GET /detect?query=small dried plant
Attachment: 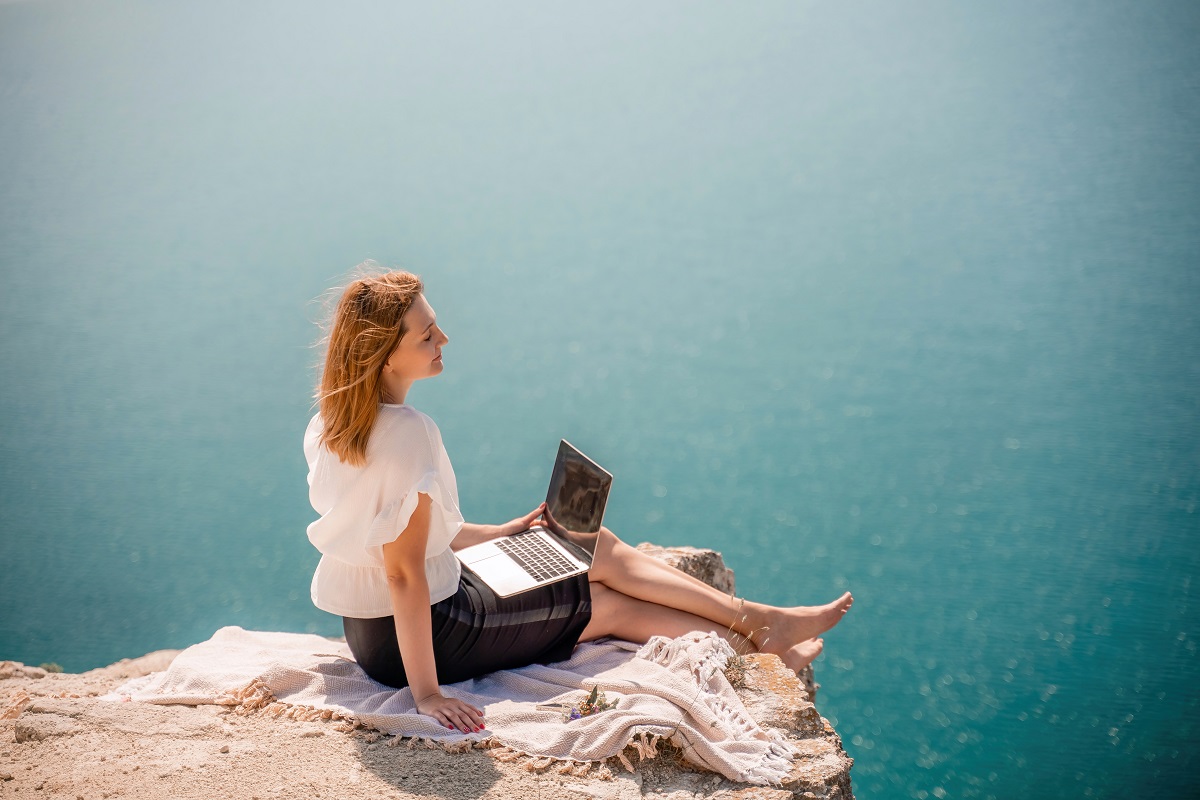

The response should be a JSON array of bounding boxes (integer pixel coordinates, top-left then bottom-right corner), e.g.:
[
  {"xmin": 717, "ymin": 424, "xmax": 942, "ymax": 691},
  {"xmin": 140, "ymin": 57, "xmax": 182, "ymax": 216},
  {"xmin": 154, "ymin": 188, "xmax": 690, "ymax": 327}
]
[
  {"xmin": 537, "ymin": 685, "xmax": 620, "ymax": 722},
  {"xmin": 564, "ymin": 685, "xmax": 619, "ymax": 721},
  {"xmin": 722, "ymin": 652, "xmax": 751, "ymax": 687}
]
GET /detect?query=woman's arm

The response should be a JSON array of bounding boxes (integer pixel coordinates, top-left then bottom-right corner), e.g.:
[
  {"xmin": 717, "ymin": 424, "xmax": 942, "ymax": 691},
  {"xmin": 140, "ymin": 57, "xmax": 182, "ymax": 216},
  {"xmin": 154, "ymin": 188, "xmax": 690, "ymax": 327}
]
[
  {"xmin": 450, "ymin": 522, "xmax": 501, "ymax": 550},
  {"xmin": 450, "ymin": 503, "xmax": 548, "ymax": 550},
  {"xmin": 382, "ymin": 493, "xmax": 484, "ymax": 733}
]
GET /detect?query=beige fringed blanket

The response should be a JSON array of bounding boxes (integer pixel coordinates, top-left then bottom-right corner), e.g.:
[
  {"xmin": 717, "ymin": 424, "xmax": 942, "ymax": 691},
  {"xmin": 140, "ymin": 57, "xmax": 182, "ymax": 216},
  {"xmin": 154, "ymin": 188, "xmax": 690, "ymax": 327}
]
[{"xmin": 107, "ymin": 626, "xmax": 794, "ymax": 784}]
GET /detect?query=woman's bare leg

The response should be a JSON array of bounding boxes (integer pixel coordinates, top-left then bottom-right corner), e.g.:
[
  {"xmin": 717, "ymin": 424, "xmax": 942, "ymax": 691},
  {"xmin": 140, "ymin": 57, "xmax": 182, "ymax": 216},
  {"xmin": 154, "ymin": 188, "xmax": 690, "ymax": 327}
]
[
  {"xmin": 586, "ymin": 527, "xmax": 852, "ymax": 658},
  {"xmin": 581, "ymin": 583, "xmax": 825, "ymax": 671},
  {"xmin": 580, "ymin": 583, "xmax": 756, "ymax": 654}
]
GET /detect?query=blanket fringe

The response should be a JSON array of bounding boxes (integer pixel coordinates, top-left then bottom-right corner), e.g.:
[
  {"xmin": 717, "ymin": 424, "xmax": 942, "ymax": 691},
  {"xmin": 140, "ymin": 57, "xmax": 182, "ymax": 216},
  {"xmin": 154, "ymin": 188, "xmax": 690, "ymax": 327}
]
[
  {"xmin": 483, "ymin": 731, "xmax": 673, "ymax": 780},
  {"xmin": 218, "ymin": 678, "xmax": 275, "ymax": 712},
  {"xmin": 218, "ymin": 679, "xmax": 360, "ymax": 732},
  {"xmin": 637, "ymin": 631, "xmax": 737, "ymax": 687},
  {"xmin": 214, "ymin": 661, "xmax": 790, "ymax": 784},
  {"xmin": 633, "ymin": 730, "xmax": 661, "ymax": 760}
]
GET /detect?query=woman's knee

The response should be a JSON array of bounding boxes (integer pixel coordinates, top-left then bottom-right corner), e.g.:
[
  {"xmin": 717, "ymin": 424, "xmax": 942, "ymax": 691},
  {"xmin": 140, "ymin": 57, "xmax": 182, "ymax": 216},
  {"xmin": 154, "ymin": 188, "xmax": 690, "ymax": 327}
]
[
  {"xmin": 597, "ymin": 526, "xmax": 634, "ymax": 557},
  {"xmin": 588, "ymin": 527, "xmax": 627, "ymax": 581},
  {"xmin": 580, "ymin": 583, "xmax": 633, "ymax": 640}
]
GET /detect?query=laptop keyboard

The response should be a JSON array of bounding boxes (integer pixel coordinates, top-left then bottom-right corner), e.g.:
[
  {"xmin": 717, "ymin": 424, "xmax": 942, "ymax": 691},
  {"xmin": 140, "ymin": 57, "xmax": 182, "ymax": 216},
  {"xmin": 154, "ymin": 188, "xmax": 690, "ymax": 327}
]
[{"xmin": 496, "ymin": 532, "xmax": 580, "ymax": 583}]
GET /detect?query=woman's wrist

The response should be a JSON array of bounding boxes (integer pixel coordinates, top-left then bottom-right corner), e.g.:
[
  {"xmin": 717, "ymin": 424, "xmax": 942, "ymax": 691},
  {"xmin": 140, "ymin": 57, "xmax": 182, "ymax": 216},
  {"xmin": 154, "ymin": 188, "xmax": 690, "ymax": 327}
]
[{"xmin": 452, "ymin": 522, "xmax": 491, "ymax": 550}]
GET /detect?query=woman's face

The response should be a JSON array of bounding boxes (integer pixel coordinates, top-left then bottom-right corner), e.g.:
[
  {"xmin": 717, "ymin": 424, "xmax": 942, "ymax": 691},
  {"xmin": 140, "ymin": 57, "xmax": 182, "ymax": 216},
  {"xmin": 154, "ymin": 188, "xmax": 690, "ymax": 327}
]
[{"xmin": 382, "ymin": 294, "xmax": 449, "ymax": 386}]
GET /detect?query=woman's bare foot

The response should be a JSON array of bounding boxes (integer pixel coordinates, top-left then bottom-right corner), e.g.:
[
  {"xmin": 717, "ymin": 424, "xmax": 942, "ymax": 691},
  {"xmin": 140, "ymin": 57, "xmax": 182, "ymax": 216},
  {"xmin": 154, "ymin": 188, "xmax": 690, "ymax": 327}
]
[
  {"xmin": 781, "ymin": 638, "xmax": 824, "ymax": 671},
  {"xmin": 750, "ymin": 592, "xmax": 853, "ymax": 655}
]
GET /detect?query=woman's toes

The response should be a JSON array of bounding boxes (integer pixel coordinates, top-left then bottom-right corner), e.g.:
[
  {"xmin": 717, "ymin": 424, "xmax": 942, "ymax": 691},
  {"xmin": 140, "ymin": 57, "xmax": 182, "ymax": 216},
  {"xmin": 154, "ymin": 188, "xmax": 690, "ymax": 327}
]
[{"xmin": 783, "ymin": 638, "xmax": 824, "ymax": 672}]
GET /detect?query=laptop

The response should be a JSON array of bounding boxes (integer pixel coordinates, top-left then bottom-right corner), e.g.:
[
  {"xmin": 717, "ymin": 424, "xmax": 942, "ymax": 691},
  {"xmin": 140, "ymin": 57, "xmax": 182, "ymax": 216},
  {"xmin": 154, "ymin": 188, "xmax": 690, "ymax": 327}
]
[{"xmin": 455, "ymin": 440, "xmax": 612, "ymax": 598}]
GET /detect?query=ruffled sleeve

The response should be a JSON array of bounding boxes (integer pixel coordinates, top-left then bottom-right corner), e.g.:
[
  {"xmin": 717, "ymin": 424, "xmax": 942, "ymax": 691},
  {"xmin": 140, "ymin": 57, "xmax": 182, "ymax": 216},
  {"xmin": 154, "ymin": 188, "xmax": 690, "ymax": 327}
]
[
  {"xmin": 374, "ymin": 407, "xmax": 463, "ymax": 547},
  {"xmin": 305, "ymin": 406, "xmax": 465, "ymax": 616}
]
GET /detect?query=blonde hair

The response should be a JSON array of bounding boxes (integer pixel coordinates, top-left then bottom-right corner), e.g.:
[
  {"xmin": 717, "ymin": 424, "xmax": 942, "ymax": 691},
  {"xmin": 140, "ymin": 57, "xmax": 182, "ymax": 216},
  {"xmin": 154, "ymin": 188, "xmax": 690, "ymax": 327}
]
[{"xmin": 315, "ymin": 265, "xmax": 425, "ymax": 466}]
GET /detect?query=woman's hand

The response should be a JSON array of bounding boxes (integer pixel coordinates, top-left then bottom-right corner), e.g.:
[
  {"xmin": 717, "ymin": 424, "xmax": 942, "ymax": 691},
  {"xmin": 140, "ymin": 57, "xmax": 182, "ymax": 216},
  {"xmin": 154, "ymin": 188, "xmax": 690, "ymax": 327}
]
[
  {"xmin": 538, "ymin": 504, "xmax": 602, "ymax": 552},
  {"xmin": 538, "ymin": 503, "xmax": 568, "ymax": 537},
  {"xmin": 415, "ymin": 691, "xmax": 486, "ymax": 733},
  {"xmin": 453, "ymin": 503, "xmax": 549, "ymax": 551},
  {"xmin": 495, "ymin": 502, "xmax": 548, "ymax": 537}
]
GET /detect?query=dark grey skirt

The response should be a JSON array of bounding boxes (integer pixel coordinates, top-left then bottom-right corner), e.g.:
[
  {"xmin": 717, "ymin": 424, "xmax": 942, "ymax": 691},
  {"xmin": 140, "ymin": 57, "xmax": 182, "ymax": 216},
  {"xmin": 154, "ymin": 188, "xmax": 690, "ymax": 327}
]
[{"xmin": 342, "ymin": 568, "xmax": 592, "ymax": 689}]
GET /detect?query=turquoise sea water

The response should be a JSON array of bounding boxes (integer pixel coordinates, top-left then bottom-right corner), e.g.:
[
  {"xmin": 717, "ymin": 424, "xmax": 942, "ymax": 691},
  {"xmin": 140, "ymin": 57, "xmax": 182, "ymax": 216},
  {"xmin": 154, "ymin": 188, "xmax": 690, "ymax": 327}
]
[{"xmin": 2, "ymin": 2, "xmax": 1197, "ymax": 796}]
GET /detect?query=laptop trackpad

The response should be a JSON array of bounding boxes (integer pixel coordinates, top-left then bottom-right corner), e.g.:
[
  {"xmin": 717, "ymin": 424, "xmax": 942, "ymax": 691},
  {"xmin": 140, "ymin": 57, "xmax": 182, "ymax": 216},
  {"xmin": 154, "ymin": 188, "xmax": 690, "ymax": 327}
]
[{"xmin": 463, "ymin": 548, "xmax": 535, "ymax": 596}]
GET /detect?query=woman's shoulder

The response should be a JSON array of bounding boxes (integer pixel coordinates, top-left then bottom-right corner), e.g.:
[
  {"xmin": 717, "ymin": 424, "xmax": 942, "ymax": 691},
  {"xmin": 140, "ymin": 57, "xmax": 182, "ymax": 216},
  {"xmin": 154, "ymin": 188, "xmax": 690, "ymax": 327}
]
[
  {"xmin": 376, "ymin": 403, "xmax": 439, "ymax": 432},
  {"xmin": 371, "ymin": 404, "xmax": 445, "ymax": 457}
]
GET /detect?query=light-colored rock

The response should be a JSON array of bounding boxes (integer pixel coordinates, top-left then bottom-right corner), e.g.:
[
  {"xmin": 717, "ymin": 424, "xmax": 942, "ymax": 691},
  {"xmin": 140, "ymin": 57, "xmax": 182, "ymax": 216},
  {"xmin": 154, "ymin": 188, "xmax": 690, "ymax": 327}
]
[
  {"xmin": 635, "ymin": 544, "xmax": 737, "ymax": 595},
  {"xmin": 717, "ymin": 788, "xmax": 794, "ymax": 800},
  {"xmin": 14, "ymin": 712, "xmax": 79, "ymax": 742},
  {"xmin": 23, "ymin": 697, "xmax": 223, "ymax": 739},
  {"xmin": 736, "ymin": 655, "xmax": 853, "ymax": 799},
  {"xmin": 0, "ymin": 662, "xmax": 48, "ymax": 680},
  {"xmin": 639, "ymin": 545, "xmax": 852, "ymax": 798}
]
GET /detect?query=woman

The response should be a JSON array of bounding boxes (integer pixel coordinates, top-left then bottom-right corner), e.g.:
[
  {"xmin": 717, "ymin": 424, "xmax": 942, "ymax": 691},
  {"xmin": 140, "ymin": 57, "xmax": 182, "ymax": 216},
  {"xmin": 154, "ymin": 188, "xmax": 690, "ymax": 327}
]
[{"xmin": 305, "ymin": 268, "xmax": 853, "ymax": 735}]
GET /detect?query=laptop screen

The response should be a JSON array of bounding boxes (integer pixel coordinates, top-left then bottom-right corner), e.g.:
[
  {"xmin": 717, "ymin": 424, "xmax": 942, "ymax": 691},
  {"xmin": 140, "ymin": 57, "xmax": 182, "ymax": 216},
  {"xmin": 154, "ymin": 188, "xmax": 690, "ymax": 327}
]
[{"xmin": 545, "ymin": 440, "xmax": 612, "ymax": 535}]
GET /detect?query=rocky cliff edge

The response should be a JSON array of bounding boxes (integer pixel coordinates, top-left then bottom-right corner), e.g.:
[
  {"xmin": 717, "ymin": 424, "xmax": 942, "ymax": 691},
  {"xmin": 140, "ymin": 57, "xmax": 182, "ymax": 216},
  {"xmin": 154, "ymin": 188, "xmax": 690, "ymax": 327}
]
[{"xmin": 0, "ymin": 545, "xmax": 853, "ymax": 800}]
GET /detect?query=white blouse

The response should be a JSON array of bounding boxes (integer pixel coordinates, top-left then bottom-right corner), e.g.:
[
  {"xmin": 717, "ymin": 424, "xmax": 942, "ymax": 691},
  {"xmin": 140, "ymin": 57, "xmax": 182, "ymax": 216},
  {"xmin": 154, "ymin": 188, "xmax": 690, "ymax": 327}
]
[{"xmin": 304, "ymin": 404, "xmax": 465, "ymax": 618}]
